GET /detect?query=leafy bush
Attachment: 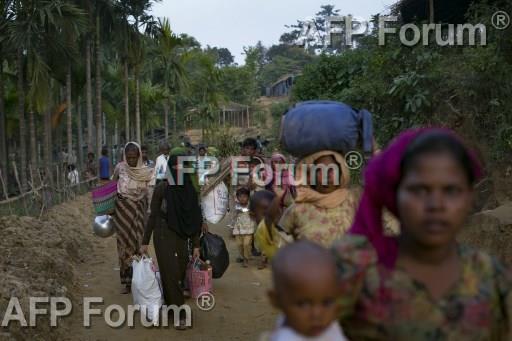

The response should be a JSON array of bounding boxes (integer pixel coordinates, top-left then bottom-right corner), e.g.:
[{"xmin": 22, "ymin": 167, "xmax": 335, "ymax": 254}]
[{"xmin": 292, "ymin": 2, "xmax": 512, "ymax": 162}]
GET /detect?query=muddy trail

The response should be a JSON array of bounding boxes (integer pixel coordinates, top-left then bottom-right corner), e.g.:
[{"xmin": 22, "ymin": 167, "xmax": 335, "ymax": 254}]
[
  {"xmin": 2, "ymin": 187, "xmax": 512, "ymax": 340},
  {"xmin": 0, "ymin": 195, "xmax": 277, "ymax": 341},
  {"xmin": 69, "ymin": 197, "xmax": 277, "ymax": 341}
]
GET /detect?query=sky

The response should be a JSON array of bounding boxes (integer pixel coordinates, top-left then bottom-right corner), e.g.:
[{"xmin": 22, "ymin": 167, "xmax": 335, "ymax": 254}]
[{"xmin": 151, "ymin": 0, "xmax": 394, "ymax": 64}]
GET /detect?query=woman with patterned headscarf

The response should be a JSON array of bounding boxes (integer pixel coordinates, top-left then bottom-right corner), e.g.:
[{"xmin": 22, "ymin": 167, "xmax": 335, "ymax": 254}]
[
  {"xmin": 278, "ymin": 151, "xmax": 360, "ymax": 248},
  {"xmin": 333, "ymin": 129, "xmax": 512, "ymax": 340},
  {"xmin": 111, "ymin": 142, "xmax": 154, "ymax": 294}
]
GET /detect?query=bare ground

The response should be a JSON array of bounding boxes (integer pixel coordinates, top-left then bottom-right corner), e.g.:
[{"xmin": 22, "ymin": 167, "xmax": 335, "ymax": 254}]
[{"xmin": 68, "ymin": 197, "xmax": 277, "ymax": 341}]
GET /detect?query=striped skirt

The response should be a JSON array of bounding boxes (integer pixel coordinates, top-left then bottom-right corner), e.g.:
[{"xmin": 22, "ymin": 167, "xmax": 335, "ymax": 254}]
[{"xmin": 112, "ymin": 194, "xmax": 148, "ymax": 286}]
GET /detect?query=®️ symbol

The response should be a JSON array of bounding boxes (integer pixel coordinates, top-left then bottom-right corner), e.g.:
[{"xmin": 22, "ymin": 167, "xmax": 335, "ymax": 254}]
[
  {"xmin": 492, "ymin": 11, "xmax": 510, "ymax": 30},
  {"xmin": 196, "ymin": 292, "xmax": 215, "ymax": 312},
  {"xmin": 345, "ymin": 151, "xmax": 364, "ymax": 170}
]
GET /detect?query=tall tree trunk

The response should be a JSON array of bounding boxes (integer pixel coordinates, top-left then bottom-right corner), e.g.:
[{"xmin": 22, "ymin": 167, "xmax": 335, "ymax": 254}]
[
  {"xmin": 429, "ymin": 0, "xmax": 435, "ymax": 23},
  {"xmin": 77, "ymin": 96, "xmax": 83, "ymax": 169},
  {"xmin": 95, "ymin": 14, "xmax": 103, "ymax": 159},
  {"xmin": 173, "ymin": 100, "xmax": 177, "ymax": 136},
  {"xmin": 114, "ymin": 120, "xmax": 118, "ymax": 147},
  {"xmin": 66, "ymin": 67, "xmax": 73, "ymax": 163},
  {"xmin": 86, "ymin": 37, "xmax": 94, "ymax": 154},
  {"xmin": 0, "ymin": 58, "xmax": 7, "ymax": 187},
  {"xmin": 164, "ymin": 100, "xmax": 169, "ymax": 140},
  {"xmin": 135, "ymin": 76, "xmax": 141, "ymax": 143},
  {"xmin": 102, "ymin": 112, "xmax": 106, "ymax": 147},
  {"xmin": 28, "ymin": 110, "xmax": 36, "ymax": 168},
  {"xmin": 124, "ymin": 60, "xmax": 129, "ymax": 142},
  {"xmin": 17, "ymin": 48, "xmax": 27, "ymax": 190},
  {"xmin": 44, "ymin": 106, "xmax": 52, "ymax": 171}
]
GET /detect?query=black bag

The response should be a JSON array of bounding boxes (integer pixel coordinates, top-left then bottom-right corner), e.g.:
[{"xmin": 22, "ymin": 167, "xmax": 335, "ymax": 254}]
[{"xmin": 200, "ymin": 232, "xmax": 230, "ymax": 279}]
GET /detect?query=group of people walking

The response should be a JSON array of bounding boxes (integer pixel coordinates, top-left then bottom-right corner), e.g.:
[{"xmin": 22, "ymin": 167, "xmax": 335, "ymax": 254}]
[
  {"xmin": 258, "ymin": 128, "xmax": 512, "ymax": 340},
  {"xmin": 100, "ymin": 140, "xmax": 202, "ymax": 330},
  {"xmin": 98, "ymin": 123, "xmax": 512, "ymax": 339}
]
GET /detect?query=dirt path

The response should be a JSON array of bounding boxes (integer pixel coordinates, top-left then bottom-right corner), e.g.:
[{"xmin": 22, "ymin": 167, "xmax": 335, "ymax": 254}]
[{"xmin": 70, "ymin": 211, "xmax": 277, "ymax": 340}]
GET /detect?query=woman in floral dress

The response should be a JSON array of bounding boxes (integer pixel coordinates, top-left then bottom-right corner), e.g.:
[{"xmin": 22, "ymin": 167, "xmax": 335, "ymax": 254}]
[
  {"xmin": 278, "ymin": 150, "xmax": 361, "ymax": 248},
  {"xmin": 333, "ymin": 128, "xmax": 512, "ymax": 340}
]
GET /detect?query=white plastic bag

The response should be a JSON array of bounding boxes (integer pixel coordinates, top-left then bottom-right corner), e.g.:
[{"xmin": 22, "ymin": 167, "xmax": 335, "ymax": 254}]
[
  {"xmin": 201, "ymin": 182, "xmax": 229, "ymax": 224},
  {"xmin": 131, "ymin": 256, "xmax": 163, "ymax": 324}
]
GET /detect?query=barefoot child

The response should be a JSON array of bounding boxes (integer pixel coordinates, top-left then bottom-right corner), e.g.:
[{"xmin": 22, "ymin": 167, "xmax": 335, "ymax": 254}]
[
  {"xmin": 261, "ymin": 240, "xmax": 348, "ymax": 340},
  {"xmin": 232, "ymin": 187, "xmax": 256, "ymax": 267},
  {"xmin": 249, "ymin": 190, "xmax": 276, "ymax": 269}
]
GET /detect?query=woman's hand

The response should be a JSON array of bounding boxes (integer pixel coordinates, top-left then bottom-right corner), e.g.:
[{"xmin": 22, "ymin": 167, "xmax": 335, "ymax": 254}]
[
  {"xmin": 139, "ymin": 245, "xmax": 149, "ymax": 255},
  {"xmin": 202, "ymin": 222, "xmax": 209, "ymax": 234},
  {"xmin": 266, "ymin": 195, "xmax": 282, "ymax": 226},
  {"xmin": 193, "ymin": 247, "xmax": 201, "ymax": 259}
]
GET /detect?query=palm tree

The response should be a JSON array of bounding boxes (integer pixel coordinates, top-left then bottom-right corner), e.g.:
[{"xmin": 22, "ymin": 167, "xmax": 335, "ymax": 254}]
[
  {"xmin": 9, "ymin": 0, "xmax": 86, "ymax": 187},
  {"xmin": 112, "ymin": 10, "xmax": 135, "ymax": 142},
  {"xmin": 119, "ymin": 0, "xmax": 160, "ymax": 143},
  {"xmin": 77, "ymin": 0, "xmax": 95, "ymax": 154},
  {"xmin": 15, "ymin": 46, "xmax": 26, "ymax": 188},
  {"xmin": 192, "ymin": 53, "xmax": 223, "ymax": 138},
  {"xmin": 85, "ymin": 0, "xmax": 114, "ymax": 160},
  {"xmin": 0, "ymin": 0, "xmax": 15, "ymax": 186},
  {"xmin": 95, "ymin": 13, "xmax": 103, "ymax": 158},
  {"xmin": 0, "ymin": 58, "xmax": 6, "ymax": 184},
  {"xmin": 152, "ymin": 18, "xmax": 188, "ymax": 139},
  {"xmin": 85, "ymin": 36, "xmax": 93, "ymax": 153}
]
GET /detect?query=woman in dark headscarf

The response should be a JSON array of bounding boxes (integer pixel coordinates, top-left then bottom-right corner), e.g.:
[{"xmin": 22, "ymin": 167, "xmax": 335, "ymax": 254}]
[{"xmin": 140, "ymin": 152, "xmax": 202, "ymax": 330}]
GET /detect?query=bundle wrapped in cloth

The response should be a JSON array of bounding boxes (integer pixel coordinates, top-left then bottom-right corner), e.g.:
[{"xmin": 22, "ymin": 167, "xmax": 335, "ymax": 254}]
[{"xmin": 279, "ymin": 100, "xmax": 374, "ymax": 158}]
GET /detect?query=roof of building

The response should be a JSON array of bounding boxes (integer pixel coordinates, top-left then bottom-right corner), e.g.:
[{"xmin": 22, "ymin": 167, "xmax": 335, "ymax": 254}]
[{"xmin": 270, "ymin": 73, "xmax": 299, "ymax": 88}]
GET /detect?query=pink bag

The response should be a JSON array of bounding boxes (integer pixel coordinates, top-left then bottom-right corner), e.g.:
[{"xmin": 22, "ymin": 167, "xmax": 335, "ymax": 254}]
[
  {"xmin": 186, "ymin": 258, "xmax": 213, "ymax": 299},
  {"xmin": 91, "ymin": 181, "xmax": 118, "ymax": 215}
]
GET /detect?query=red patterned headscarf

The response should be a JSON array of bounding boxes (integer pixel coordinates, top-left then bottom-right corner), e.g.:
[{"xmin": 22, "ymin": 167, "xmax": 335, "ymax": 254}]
[{"xmin": 349, "ymin": 128, "xmax": 484, "ymax": 268}]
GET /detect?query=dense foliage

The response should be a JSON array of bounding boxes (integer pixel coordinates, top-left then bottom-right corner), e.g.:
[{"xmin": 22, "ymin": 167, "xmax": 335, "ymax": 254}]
[
  {"xmin": 0, "ymin": 0, "xmax": 264, "ymax": 192},
  {"xmin": 292, "ymin": 3, "xmax": 512, "ymax": 162}
]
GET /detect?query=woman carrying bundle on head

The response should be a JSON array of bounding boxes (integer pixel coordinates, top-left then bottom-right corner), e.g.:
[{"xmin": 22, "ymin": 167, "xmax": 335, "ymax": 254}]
[
  {"xmin": 333, "ymin": 128, "xmax": 512, "ymax": 340},
  {"xmin": 278, "ymin": 150, "xmax": 361, "ymax": 248},
  {"xmin": 111, "ymin": 142, "xmax": 154, "ymax": 294}
]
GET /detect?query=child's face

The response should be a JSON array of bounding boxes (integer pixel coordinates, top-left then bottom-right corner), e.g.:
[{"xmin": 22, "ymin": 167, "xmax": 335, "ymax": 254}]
[
  {"xmin": 270, "ymin": 264, "xmax": 340, "ymax": 337},
  {"xmin": 313, "ymin": 155, "xmax": 340, "ymax": 194},
  {"xmin": 237, "ymin": 193, "xmax": 249, "ymax": 206},
  {"xmin": 243, "ymin": 145, "xmax": 256, "ymax": 157},
  {"xmin": 252, "ymin": 199, "xmax": 271, "ymax": 224},
  {"xmin": 271, "ymin": 158, "xmax": 285, "ymax": 171},
  {"xmin": 397, "ymin": 152, "xmax": 473, "ymax": 249}
]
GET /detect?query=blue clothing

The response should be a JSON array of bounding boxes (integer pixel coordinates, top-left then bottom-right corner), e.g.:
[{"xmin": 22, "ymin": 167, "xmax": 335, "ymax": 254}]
[{"xmin": 99, "ymin": 156, "xmax": 110, "ymax": 179}]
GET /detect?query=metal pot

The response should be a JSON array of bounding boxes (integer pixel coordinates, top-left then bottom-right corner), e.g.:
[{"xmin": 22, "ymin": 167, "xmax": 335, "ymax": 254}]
[{"xmin": 93, "ymin": 215, "xmax": 115, "ymax": 238}]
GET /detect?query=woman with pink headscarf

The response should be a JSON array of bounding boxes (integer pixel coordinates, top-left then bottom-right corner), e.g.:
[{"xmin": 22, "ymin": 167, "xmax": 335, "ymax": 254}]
[
  {"xmin": 265, "ymin": 153, "xmax": 296, "ymax": 206},
  {"xmin": 332, "ymin": 129, "xmax": 512, "ymax": 340}
]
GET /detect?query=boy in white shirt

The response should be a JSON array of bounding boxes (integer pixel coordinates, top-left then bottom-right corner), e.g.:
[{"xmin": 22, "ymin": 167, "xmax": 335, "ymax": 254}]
[
  {"xmin": 154, "ymin": 141, "xmax": 170, "ymax": 184},
  {"xmin": 262, "ymin": 241, "xmax": 348, "ymax": 341}
]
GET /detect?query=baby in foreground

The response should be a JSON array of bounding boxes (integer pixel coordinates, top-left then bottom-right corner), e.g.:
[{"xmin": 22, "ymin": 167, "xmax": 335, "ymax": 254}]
[{"xmin": 262, "ymin": 240, "xmax": 347, "ymax": 341}]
